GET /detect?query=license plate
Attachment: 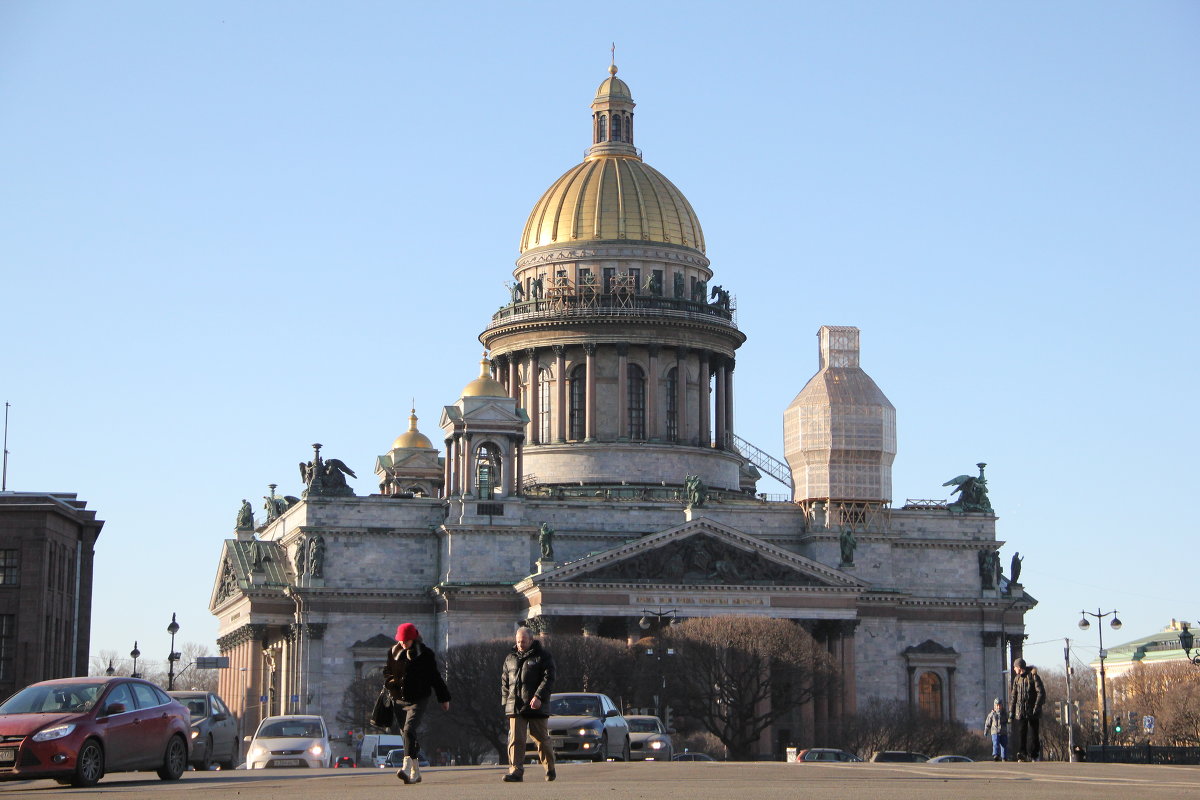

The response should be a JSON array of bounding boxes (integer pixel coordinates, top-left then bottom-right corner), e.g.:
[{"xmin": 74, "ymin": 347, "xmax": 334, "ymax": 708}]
[
  {"xmin": 272, "ymin": 759, "xmax": 301, "ymax": 767},
  {"xmin": 550, "ymin": 737, "xmax": 565, "ymax": 749},
  {"xmin": 0, "ymin": 749, "xmax": 14, "ymax": 764}
]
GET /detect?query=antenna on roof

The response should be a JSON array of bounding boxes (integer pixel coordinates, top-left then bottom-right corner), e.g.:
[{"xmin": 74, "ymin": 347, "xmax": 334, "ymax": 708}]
[{"xmin": 2, "ymin": 402, "xmax": 10, "ymax": 491}]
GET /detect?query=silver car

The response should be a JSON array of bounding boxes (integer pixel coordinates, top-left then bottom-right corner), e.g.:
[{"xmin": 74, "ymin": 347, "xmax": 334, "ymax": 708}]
[
  {"xmin": 168, "ymin": 690, "xmax": 239, "ymax": 770},
  {"xmin": 539, "ymin": 692, "xmax": 630, "ymax": 762},
  {"xmin": 625, "ymin": 715, "xmax": 673, "ymax": 761}
]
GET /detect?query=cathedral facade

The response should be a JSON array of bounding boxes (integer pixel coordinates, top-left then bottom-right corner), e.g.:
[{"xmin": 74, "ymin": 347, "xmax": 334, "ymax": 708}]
[{"xmin": 209, "ymin": 65, "xmax": 1033, "ymax": 756}]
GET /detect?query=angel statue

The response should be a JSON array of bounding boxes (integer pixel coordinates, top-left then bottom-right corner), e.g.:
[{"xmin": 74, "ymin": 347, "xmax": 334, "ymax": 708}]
[
  {"xmin": 943, "ymin": 462, "xmax": 992, "ymax": 513},
  {"xmin": 300, "ymin": 443, "xmax": 357, "ymax": 498}
]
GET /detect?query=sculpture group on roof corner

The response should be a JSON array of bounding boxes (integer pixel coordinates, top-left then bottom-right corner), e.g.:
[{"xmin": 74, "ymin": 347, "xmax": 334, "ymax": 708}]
[
  {"xmin": 943, "ymin": 462, "xmax": 992, "ymax": 514},
  {"xmin": 300, "ymin": 443, "xmax": 357, "ymax": 498}
]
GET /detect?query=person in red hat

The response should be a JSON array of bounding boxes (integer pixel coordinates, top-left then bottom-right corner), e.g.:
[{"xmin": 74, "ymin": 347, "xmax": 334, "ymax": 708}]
[{"xmin": 383, "ymin": 622, "xmax": 451, "ymax": 784}]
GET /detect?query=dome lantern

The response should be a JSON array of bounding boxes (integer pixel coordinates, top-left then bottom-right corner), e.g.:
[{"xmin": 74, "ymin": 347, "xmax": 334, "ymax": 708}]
[{"xmin": 587, "ymin": 60, "xmax": 638, "ymax": 160}]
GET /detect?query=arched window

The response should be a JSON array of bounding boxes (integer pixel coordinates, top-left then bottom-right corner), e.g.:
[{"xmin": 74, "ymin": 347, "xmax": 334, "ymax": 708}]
[
  {"xmin": 569, "ymin": 365, "xmax": 586, "ymax": 441},
  {"xmin": 612, "ymin": 114, "xmax": 622, "ymax": 142},
  {"xmin": 597, "ymin": 114, "xmax": 607, "ymax": 142},
  {"xmin": 539, "ymin": 367, "xmax": 552, "ymax": 443},
  {"xmin": 918, "ymin": 672, "xmax": 943, "ymax": 719},
  {"xmin": 627, "ymin": 364, "xmax": 645, "ymax": 440},
  {"xmin": 665, "ymin": 367, "xmax": 678, "ymax": 441},
  {"xmin": 474, "ymin": 442, "xmax": 501, "ymax": 498}
]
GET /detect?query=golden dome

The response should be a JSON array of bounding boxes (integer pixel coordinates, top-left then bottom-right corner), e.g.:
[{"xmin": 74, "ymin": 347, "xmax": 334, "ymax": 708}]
[
  {"xmin": 391, "ymin": 408, "xmax": 433, "ymax": 450},
  {"xmin": 519, "ymin": 65, "xmax": 705, "ymax": 255},
  {"xmin": 461, "ymin": 354, "xmax": 509, "ymax": 398}
]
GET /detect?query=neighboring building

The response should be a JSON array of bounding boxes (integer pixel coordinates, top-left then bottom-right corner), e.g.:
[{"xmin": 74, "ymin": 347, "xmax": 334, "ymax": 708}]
[
  {"xmin": 0, "ymin": 492, "xmax": 104, "ymax": 697},
  {"xmin": 1091, "ymin": 619, "xmax": 1199, "ymax": 680},
  {"xmin": 209, "ymin": 64, "xmax": 1035, "ymax": 756}
]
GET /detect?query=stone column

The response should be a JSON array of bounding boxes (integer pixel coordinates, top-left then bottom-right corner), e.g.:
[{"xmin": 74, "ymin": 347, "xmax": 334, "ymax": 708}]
[
  {"xmin": 714, "ymin": 358, "xmax": 726, "ymax": 450},
  {"xmin": 584, "ymin": 344, "xmax": 597, "ymax": 442},
  {"xmin": 527, "ymin": 348, "xmax": 540, "ymax": 445},
  {"xmin": 839, "ymin": 620, "xmax": 858, "ymax": 716},
  {"xmin": 725, "ymin": 356, "xmax": 736, "ymax": 443},
  {"xmin": 464, "ymin": 435, "xmax": 476, "ymax": 498},
  {"xmin": 675, "ymin": 347, "xmax": 689, "ymax": 444},
  {"xmin": 617, "ymin": 344, "xmax": 629, "ymax": 440},
  {"xmin": 443, "ymin": 439, "xmax": 454, "ymax": 497},
  {"xmin": 509, "ymin": 354, "xmax": 520, "ymax": 403},
  {"xmin": 647, "ymin": 344, "xmax": 660, "ymax": 441},
  {"xmin": 554, "ymin": 345, "xmax": 567, "ymax": 443},
  {"xmin": 514, "ymin": 440, "xmax": 523, "ymax": 496},
  {"xmin": 701, "ymin": 353, "xmax": 713, "ymax": 449},
  {"xmin": 495, "ymin": 354, "xmax": 509, "ymax": 395}
]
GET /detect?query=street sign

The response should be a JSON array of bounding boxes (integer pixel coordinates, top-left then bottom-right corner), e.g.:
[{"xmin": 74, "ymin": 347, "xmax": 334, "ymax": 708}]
[
  {"xmin": 291, "ymin": 694, "xmax": 300, "ymax": 704},
  {"xmin": 1144, "ymin": 715, "xmax": 1155, "ymax": 733},
  {"xmin": 195, "ymin": 656, "xmax": 230, "ymax": 669}
]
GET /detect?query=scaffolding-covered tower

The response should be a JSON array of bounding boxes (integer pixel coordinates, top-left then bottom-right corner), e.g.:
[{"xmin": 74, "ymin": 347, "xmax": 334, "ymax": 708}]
[{"xmin": 784, "ymin": 326, "xmax": 896, "ymax": 529}]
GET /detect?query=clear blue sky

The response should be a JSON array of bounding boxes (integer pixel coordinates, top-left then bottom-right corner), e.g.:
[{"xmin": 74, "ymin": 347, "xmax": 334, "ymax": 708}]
[{"xmin": 3, "ymin": 1, "xmax": 1196, "ymax": 681}]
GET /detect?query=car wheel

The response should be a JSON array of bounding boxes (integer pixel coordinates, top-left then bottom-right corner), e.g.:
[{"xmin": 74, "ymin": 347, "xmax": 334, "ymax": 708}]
[
  {"xmin": 195, "ymin": 735, "xmax": 213, "ymax": 771},
  {"xmin": 72, "ymin": 739, "xmax": 104, "ymax": 787},
  {"xmin": 594, "ymin": 734, "xmax": 608, "ymax": 763},
  {"xmin": 621, "ymin": 737, "xmax": 631, "ymax": 762},
  {"xmin": 157, "ymin": 734, "xmax": 188, "ymax": 781}
]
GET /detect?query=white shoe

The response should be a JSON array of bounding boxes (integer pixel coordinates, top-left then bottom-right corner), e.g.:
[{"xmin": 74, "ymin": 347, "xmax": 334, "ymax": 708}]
[
  {"xmin": 409, "ymin": 757, "xmax": 422, "ymax": 783},
  {"xmin": 397, "ymin": 756, "xmax": 413, "ymax": 784}
]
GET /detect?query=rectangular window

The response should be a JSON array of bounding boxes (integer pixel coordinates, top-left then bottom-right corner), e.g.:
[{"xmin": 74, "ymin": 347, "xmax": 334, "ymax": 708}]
[
  {"xmin": 603, "ymin": 267, "xmax": 615, "ymax": 293},
  {"xmin": 0, "ymin": 615, "xmax": 13, "ymax": 681},
  {"xmin": 0, "ymin": 550, "xmax": 17, "ymax": 585},
  {"xmin": 628, "ymin": 268, "xmax": 641, "ymax": 294}
]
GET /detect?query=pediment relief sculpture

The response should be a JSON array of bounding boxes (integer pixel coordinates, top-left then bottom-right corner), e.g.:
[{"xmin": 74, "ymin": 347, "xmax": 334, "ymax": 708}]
[{"xmin": 577, "ymin": 534, "xmax": 824, "ymax": 586}]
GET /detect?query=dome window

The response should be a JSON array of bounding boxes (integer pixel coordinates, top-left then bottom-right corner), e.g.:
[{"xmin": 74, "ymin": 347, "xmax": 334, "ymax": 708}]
[
  {"xmin": 597, "ymin": 114, "xmax": 607, "ymax": 142},
  {"xmin": 628, "ymin": 364, "xmax": 646, "ymax": 440},
  {"xmin": 569, "ymin": 365, "xmax": 587, "ymax": 441},
  {"xmin": 665, "ymin": 367, "xmax": 679, "ymax": 441},
  {"xmin": 611, "ymin": 114, "xmax": 622, "ymax": 142}
]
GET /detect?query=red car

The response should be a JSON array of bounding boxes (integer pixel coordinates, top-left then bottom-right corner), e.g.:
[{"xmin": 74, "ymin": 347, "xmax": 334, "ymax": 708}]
[{"xmin": 0, "ymin": 676, "xmax": 191, "ymax": 787}]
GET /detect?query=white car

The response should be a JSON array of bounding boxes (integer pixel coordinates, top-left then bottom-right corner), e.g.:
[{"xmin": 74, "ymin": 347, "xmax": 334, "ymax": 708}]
[
  {"xmin": 244, "ymin": 715, "xmax": 331, "ymax": 769},
  {"xmin": 626, "ymin": 715, "xmax": 674, "ymax": 761}
]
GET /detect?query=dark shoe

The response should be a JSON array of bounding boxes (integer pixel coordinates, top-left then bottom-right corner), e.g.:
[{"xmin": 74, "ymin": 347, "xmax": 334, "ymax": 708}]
[
  {"xmin": 993, "ymin": 755, "xmax": 1001, "ymax": 762},
  {"xmin": 396, "ymin": 768, "xmax": 411, "ymax": 784},
  {"xmin": 546, "ymin": 768, "xmax": 556, "ymax": 782},
  {"xmin": 503, "ymin": 772, "xmax": 523, "ymax": 782}
]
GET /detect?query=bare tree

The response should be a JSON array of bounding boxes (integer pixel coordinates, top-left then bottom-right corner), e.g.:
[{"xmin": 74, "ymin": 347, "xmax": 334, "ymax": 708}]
[
  {"xmin": 658, "ymin": 617, "xmax": 839, "ymax": 760},
  {"xmin": 840, "ymin": 697, "xmax": 987, "ymax": 759},
  {"xmin": 336, "ymin": 674, "xmax": 384, "ymax": 739},
  {"xmin": 1110, "ymin": 662, "xmax": 1200, "ymax": 745},
  {"xmin": 430, "ymin": 638, "xmax": 513, "ymax": 763},
  {"xmin": 545, "ymin": 633, "xmax": 638, "ymax": 707}
]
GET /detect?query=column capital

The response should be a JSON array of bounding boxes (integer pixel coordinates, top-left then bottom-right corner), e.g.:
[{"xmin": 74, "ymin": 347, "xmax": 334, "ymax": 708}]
[
  {"xmin": 584, "ymin": 343, "xmax": 597, "ymax": 356},
  {"xmin": 525, "ymin": 347, "xmax": 537, "ymax": 359},
  {"xmin": 552, "ymin": 344, "xmax": 565, "ymax": 358},
  {"xmin": 648, "ymin": 344, "xmax": 660, "ymax": 358}
]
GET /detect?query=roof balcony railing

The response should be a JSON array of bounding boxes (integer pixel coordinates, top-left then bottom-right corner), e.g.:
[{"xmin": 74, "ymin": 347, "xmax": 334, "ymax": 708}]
[{"xmin": 487, "ymin": 292, "xmax": 737, "ymax": 330}]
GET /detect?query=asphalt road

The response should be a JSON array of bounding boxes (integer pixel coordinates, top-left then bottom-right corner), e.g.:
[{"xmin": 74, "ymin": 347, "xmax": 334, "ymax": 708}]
[{"xmin": 4, "ymin": 761, "xmax": 1199, "ymax": 799}]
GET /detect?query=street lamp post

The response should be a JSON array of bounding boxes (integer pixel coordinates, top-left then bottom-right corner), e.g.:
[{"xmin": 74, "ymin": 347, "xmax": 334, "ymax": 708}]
[
  {"xmin": 1177, "ymin": 622, "xmax": 1200, "ymax": 666},
  {"xmin": 639, "ymin": 608, "xmax": 679, "ymax": 722},
  {"xmin": 166, "ymin": 613, "xmax": 181, "ymax": 690},
  {"xmin": 105, "ymin": 659, "xmax": 115, "ymax": 677},
  {"xmin": 130, "ymin": 641, "xmax": 141, "ymax": 679},
  {"xmin": 1078, "ymin": 608, "xmax": 1122, "ymax": 751}
]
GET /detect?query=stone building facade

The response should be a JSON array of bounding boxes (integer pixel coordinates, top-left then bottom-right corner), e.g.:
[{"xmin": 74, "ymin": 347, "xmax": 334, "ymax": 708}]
[{"xmin": 209, "ymin": 64, "xmax": 1034, "ymax": 756}]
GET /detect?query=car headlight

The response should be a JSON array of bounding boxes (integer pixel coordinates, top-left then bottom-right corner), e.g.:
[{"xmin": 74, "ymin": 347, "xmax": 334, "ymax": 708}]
[
  {"xmin": 309, "ymin": 743, "xmax": 324, "ymax": 756},
  {"xmin": 576, "ymin": 727, "xmax": 602, "ymax": 738},
  {"xmin": 249, "ymin": 745, "xmax": 266, "ymax": 759},
  {"xmin": 32, "ymin": 724, "xmax": 76, "ymax": 742},
  {"xmin": 191, "ymin": 730, "xmax": 200, "ymax": 739},
  {"xmin": 649, "ymin": 740, "xmax": 667, "ymax": 750}
]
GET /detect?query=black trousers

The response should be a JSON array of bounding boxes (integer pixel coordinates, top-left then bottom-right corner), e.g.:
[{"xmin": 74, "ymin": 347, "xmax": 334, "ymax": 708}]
[
  {"xmin": 390, "ymin": 698, "xmax": 428, "ymax": 760},
  {"xmin": 1014, "ymin": 716, "xmax": 1041, "ymax": 760}
]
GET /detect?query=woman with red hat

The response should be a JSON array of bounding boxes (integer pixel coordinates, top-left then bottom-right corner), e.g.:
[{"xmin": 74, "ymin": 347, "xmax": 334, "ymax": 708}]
[{"xmin": 383, "ymin": 622, "xmax": 451, "ymax": 784}]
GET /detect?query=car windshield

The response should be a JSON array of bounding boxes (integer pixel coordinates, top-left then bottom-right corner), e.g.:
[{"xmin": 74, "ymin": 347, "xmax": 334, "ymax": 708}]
[
  {"xmin": 548, "ymin": 696, "xmax": 601, "ymax": 717},
  {"xmin": 0, "ymin": 682, "xmax": 105, "ymax": 714},
  {"xmin": 257, "ymin": 720, "xmax": 323, "ymax": 738},
  {"xmin": 181, "ymin": 698, "xmax": 208, "ymax": 718},
  {"xmin": 627, "ymin": 718, "xmax": 661, "ymax": 733}
]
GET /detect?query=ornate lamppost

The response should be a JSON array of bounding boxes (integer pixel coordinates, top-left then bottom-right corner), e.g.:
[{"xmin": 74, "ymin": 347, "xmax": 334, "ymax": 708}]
[
  {"xmin": 130, "ymin": 641, "xmax": 141, "ymax": 679},
  {"xmin": 1177, "ymin": 622, "xmax": 1200, "ymax": 666},
  {"xmin": 1078, "ymin": 608, "xmax": 1122, "ymax": 750},
  {"xmin": 639, "ymin": 608, "xmax": 679, "ymax": 722},
  {"xmin": 105, "ymin": 659, "xmax": 115, "ymax": 677},
  {"xmin": 166, "ymin": 613, "xmax": 181, "ymax": 690}
]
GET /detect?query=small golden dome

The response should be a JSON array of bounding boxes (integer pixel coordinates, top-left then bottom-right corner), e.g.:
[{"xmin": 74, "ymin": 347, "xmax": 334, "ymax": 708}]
[
  {"xmin": 392, "ymin": 408, "xmax": 433, "ymax": 450},
  {"xmin": 595, "ymin": 74, "xmax": 631, "ymax": 100},
  {"xmin": 461, "ymin": 354, "xmax": 509, "ymax": 398}
]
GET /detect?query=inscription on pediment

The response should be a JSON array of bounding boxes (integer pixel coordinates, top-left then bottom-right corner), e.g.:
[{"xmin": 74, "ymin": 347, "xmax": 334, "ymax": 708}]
[{"xmin": 579, "ymin": 535, "xmax": 823, "ymax": 586}]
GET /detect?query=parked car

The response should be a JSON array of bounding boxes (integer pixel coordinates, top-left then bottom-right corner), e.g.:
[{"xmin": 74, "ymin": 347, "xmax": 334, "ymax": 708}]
[
  {"xmin": 794, "ymin": 747, "xmax": 863, "ymax": 762},
  {"xmin": 928, "ymin": 754, "xmax": 974, "ymax": 763},
  {"xmin": 359, "ymin": 733, "xmax": 405, "ymax": 768},
  {"xmin": 870, "ymin": 750, "xmax": 930, "ymax": 762},
  {"xmin": 625, "ymin": 715, "xmax": 674, "ymax": 761},
  {"xmin": 167, "ymin": 690, "xmax": 238, "ymax": 770},
  {"xmin": 244, "ymin": 715, "xmax": 331, "ymax": 769},
  {"xmin": 0, "ymin": 676, "xmax": 190, "ymax": 787},
  {"xmin": 537, "ymin": 692, "xmax": 630, "ymax": 762},
  {"xmin": 672, "ymin": 752, "xmax": 716, "ymax": 762},
  {"xmin": 383, "ymin": 748, "xmax": 406, "ymax": 769},
  {"xmin": 335, "ymin": 755, "xmax": 357, "ymax": 768}
]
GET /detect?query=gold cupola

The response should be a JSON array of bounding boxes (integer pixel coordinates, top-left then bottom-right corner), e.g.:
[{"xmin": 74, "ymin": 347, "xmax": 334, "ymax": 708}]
[
  {"xmin": 391, "ymin": 408, "xmax": 433, "ymax": 450},
  {"xmin": 519, "ymin": 63, "xmax": 705, "ymax": 254},
  {"xmin": 460, "ymin": 354, "xmax": 509, "ymax": 398}
]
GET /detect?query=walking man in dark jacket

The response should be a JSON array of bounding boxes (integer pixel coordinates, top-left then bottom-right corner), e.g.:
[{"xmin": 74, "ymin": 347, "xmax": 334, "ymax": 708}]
[
  {"xmin": 1009, "ymin": 657, "xmax": 1045, "ymax": 761},
  {"xmin": 384, "ymin": 622, "xmax": 451, "ymax": 783},
  {"xmin": 500, "ymin": 626, "xmax": 556, "ymax": 782}
]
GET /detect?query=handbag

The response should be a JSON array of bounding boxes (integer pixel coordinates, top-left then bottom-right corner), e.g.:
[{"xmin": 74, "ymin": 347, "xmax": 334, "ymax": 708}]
[{"xmin": 370, "ymin": 688, "xmax": 394, "ymax": 728}]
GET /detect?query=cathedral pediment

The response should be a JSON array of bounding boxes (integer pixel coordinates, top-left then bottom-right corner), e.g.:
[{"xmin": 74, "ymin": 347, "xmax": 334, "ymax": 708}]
[
  {"xmin": 209, "ymin": 538, "xmax": 293, "ymax": 609},
  {"xmin": 532, "ymin": 518, "xmax": 862, "ymax": 589}
]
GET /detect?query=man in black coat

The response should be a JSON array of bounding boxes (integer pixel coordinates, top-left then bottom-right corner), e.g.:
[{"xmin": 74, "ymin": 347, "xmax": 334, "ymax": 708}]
[
  {"xmin": 500, "ymin": 626, "xmax": 556, "ymax": 782},
  {"xmin": 384, "ymin": 622, "xmax": 451, "ymax": 783},
  {"xmin": 1009, "ymin": 657, "xmax": 1045, "ymax": 762}
]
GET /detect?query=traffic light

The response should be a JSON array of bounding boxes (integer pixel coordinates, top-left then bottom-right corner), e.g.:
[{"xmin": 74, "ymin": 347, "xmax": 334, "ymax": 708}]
[
  {"xmin": 1092, "ymin": 710, "xmax": 1100, "ymax": 731},
  {"xmin": 1053, "ymin": 701, "xmax": 1062, "ymax": 725},
  {"xmin": 1114, "ymin": 715, "xmax": 1123, "ymax": 734}
]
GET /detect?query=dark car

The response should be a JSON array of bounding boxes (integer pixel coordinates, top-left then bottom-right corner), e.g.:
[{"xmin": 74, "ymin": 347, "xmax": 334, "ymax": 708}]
[
  {"xmin": 0, "ymin": 676, "xmax": 190, "ymax": 787},
  {"xmin": 335, "ymin": 755, "xmax": 357, "ymax": 768},
  {"xmin": 538, "ymin": 692, "xmax": 630, "ymax": 762},
  {"xmin": 167, "ymin": 690, "xmax": 238, "ymax": 770},
  {"xmin": 383, "ymin": 748, "xmax": 406, "ymax": 769},
  {"xmin": 870, "ymin": 750, "xmax": 930, "ymax": 762},
  {"xmin": 672, "ymin": 752, "xmax": 716, "ymax": 762},
  {"xmin": 795, "ymin": 747, "xmax": 863, "ymax": 762}
]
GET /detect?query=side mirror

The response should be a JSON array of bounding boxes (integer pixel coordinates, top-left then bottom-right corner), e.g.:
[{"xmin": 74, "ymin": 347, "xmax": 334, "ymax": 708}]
[
  {"xmin": 605, "ymin": 709, "xmax": 619, "ymax": 718},
  {"xmin": 243, "ymin": 735, "xmax": 252, "ymax": 743},
  {"xmin": 212, "ymin": 713, "xmax": 228, "ymax": 722},
  {"xmin": 103, "ymin": 702, "xmax": 126, "ymax": 716}
]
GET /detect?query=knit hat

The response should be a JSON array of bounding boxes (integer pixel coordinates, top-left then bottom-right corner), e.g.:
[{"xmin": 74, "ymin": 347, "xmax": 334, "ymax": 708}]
[
  {"xmin": 1014, "ymin": 658, "xmax": 1027, "ymax": 668},
  {"xmin": 396, "ymin": 623, "xmax": 420, "ymax": 642},
  {"xmin": 993, "ymin": 698, "xmax": 1002, "ymax": 705}
]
